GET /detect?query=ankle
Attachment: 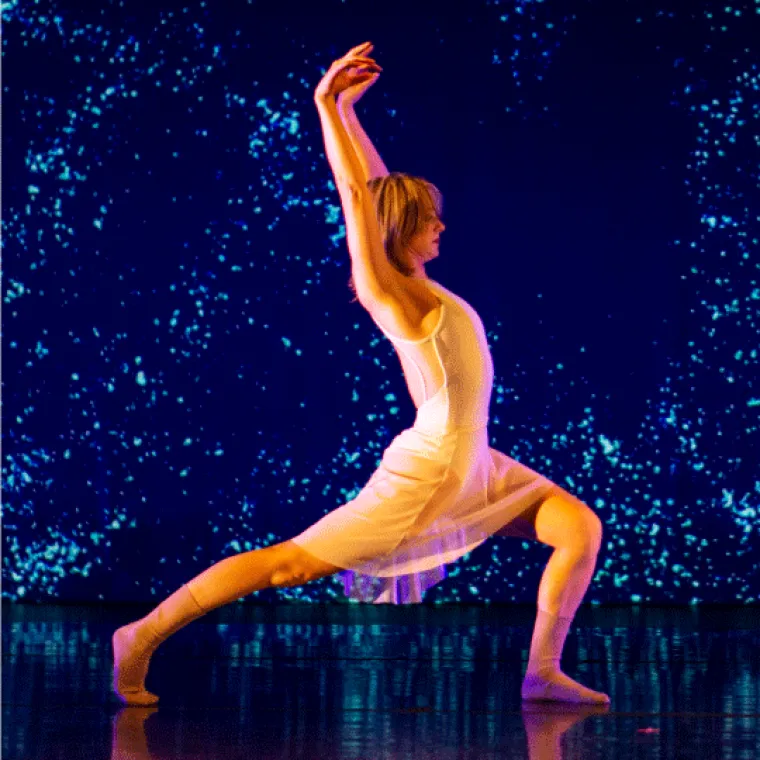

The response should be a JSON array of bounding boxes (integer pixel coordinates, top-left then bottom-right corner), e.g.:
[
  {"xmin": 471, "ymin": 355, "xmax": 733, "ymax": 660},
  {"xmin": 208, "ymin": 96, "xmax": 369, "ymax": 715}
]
[
  {"xmin": 526, "ymin": 658, "xmax": 561, "ymax": 677},
  {"xmin": 119, "ymin": 616, "xmax": 160, "ymax": 652}
]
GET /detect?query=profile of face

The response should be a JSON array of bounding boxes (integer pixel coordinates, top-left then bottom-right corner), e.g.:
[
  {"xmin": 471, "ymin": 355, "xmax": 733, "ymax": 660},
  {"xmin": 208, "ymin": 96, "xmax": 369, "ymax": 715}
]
[{"xmin": 407, "ymin": 196, "xmax": 445, "ymax": 265}]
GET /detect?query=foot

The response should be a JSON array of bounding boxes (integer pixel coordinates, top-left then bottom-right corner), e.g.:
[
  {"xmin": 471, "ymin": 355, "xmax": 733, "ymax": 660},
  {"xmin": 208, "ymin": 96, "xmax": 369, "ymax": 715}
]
[
  {"xmin": 521, "ymin": 668, "xmax": 610, "ymax": 705},
  {"xmin": 112, "ymin": 621, "xmax": 160, "ymax": 706}
]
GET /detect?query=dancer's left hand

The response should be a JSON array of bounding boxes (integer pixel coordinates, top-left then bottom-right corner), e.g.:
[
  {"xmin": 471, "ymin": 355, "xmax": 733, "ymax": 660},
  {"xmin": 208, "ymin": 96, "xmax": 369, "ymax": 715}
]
[
  {"xmin": 314, "ymin": 42, "xmax": 382, "ymax": 103},
  {"xmin": 338, "ymin": 43, "xmax": 381, "ymax": 108}
]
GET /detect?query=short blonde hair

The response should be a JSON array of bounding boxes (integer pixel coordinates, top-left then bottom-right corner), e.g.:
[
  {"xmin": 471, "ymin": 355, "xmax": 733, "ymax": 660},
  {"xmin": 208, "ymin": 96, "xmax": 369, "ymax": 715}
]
[{"xmin": 347, "ymin": 172, "xmax": 443, "ymax": 301}]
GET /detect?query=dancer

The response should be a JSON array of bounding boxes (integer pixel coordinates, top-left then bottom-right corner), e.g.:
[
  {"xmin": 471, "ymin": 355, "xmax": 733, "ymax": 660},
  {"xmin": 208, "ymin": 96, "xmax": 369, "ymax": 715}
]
[{"xmin": 113, "ymin": 42, "xmax": 609, "ymax": 707}]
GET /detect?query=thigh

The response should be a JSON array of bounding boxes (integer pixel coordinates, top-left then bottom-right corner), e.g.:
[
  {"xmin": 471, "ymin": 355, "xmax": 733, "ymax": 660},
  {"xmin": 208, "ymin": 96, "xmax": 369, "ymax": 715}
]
[
  {"xmin": 496, "ymin": 479, "xmax": 565, "ymax": 542},
  {"xmin": 499, "ymin": 484, "xmax": 599, "ymax": 548},
  {"xmin": 531, "ymin": 486, "xmax": 602, "ymax": 551}
]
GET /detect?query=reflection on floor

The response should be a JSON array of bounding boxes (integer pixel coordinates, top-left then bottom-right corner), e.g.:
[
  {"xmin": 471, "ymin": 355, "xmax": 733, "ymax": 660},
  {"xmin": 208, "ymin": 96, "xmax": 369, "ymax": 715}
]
[{"xmin": 3, "ymin": 603, "xmax": 759, "ymax": 759}]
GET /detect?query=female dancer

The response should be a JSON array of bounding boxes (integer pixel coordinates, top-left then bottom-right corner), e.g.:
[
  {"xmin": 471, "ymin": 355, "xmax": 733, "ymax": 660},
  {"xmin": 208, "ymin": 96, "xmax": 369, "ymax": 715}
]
[{"xmin": 113, "ymin": 42, "xmax": 609, "ymax": 707}]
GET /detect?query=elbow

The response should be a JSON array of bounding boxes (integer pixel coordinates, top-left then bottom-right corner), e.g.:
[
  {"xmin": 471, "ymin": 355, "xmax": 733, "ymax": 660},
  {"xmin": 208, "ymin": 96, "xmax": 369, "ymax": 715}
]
[
  {"xmin": 338, "ymin": 180, "xmax": 368, "ymax": 204},
  {"xmin": 345, "ymin": 178, "xmax": 366, "ymax": 195}
]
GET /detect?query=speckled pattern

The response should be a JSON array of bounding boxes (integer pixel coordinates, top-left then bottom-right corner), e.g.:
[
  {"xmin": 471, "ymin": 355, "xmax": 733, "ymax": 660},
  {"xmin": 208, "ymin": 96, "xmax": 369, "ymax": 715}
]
[{"xmin": 2, "ymin": 0, "xmax": 758, "ymax": 606}]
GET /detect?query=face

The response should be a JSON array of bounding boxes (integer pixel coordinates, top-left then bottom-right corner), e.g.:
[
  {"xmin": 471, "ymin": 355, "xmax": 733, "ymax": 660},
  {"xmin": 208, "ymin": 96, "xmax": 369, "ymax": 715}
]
[{"xmin": 408, "ymin": 198, "xmax": 446, "ymax": 264}]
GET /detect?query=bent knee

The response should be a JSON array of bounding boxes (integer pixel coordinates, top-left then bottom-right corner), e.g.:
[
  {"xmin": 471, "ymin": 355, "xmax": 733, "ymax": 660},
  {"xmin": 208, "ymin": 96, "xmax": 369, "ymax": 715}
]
[
  {"xmin": 538, "ymin": 493, "xmax": 603, "ymax": 554},
  {"xmin": 565, "ymin": 502, "xmax": 603, "ymax": 556},
  {"xmin": 269, "ymin": 541, "xmax": 340, "ymax": 587},
  {"xmin": 270, "ymin": 564, "xmax": 308, "ymax": 587},
  {"xmin": 583, "ymin": 508, "xmax": 603, "ymax": 552}
]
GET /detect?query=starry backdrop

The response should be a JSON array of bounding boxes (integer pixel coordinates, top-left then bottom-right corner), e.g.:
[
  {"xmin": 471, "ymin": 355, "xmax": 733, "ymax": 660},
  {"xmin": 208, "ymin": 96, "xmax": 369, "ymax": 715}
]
[{"xmin": 2, "ymin": 0, "xmax": 758, "ymax": 604}]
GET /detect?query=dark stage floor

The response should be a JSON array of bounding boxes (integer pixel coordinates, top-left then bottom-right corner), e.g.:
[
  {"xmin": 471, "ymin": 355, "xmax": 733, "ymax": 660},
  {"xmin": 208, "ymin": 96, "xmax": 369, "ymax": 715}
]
[{"xmin": 2, "ymin": 603, "xmax": 759, "ymax": 759}]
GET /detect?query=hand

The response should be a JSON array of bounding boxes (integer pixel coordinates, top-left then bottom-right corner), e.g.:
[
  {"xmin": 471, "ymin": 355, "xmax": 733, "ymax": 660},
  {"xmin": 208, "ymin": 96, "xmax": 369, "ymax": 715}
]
[
  {"xmin": 337, "ymin": 44, "xmax": 380, "ymax": 108},
  {"xmin": 314, "ymin": 41, "xmax": 382, "ymax": 103}
]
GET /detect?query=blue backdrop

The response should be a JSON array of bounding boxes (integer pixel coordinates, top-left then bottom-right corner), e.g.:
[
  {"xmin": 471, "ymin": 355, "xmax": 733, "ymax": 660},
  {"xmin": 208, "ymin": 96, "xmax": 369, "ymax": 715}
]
[{"xmin": 2, "ymin": 0, "xmax": 758, "ymax": 604}]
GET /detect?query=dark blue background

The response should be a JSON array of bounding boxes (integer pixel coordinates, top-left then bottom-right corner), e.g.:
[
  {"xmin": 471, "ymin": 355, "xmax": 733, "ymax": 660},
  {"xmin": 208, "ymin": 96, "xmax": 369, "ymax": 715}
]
[{"xmin": 2, "ymin": 0, "xmax": 758, "ymax": 604}]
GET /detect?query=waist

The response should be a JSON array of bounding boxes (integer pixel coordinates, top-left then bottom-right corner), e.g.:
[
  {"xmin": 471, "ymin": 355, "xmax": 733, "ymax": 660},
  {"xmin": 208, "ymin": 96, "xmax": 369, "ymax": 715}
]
[
  {"xmin": 413, "ymin": 390, "xmax": 489, "ymax": 435},
  {"xmin": 412, "ymin": 414, "xmax": 489, "ymax": 436},
  {"xmin": 388, "ymin": 421, "xmax": 488, "ymax": 462}
]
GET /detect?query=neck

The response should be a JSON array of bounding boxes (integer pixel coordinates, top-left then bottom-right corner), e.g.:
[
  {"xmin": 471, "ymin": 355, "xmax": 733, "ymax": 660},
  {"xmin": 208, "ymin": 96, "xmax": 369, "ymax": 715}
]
[{"xmin": 408, "ymin": 259, "xmax": 427, "ymax": 280}]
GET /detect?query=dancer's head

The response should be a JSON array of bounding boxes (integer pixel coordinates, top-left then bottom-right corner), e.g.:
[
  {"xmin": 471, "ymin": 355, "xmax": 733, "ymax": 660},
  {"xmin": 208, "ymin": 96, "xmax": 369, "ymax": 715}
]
[{"xmin": 348, "ymin": 172, "xmax": 445, "ymax": 298}]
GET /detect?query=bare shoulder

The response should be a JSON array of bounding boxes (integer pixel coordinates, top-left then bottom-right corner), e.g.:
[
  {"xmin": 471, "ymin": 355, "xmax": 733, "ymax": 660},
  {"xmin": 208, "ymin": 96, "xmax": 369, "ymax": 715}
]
[{"xmin": 362, "ymin": 272, "xmax": 442, "ymax": 342}]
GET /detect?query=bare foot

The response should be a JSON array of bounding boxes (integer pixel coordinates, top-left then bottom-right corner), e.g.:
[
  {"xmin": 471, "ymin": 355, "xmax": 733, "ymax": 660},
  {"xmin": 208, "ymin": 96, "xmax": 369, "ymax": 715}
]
[
  {"xmin": 112, "ymin": 622, "xmax": 160, "ymax": 706},
  {"xmin": 521, "ymin": 669, "xmax": 610, "ymax": 705}
]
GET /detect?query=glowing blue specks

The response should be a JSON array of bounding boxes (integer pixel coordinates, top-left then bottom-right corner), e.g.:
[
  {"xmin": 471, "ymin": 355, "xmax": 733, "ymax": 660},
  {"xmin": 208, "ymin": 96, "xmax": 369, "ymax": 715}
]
[
  {"xmin": 325, "ymin": 204, "xmax": 341, "ymax": 224},
  {"xmin": 2, "ymin": 0, "xmax": 756, "ymax": 606},
  {"xmin": 598, "ymin": 435, "xmax": 621, "ymax": 455}
]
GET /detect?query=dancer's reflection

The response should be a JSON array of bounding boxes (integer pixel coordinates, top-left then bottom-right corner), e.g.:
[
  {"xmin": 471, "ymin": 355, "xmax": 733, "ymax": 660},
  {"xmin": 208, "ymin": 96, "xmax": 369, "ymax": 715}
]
[
  {"xmin": 522, "ymin": 702, "xmax": 609, "ymax": 760},
  {"xmin": 111, "ymin": 707, "xmax": 158, "ymax": 760},
  {"xmin": 109, "ymin": 702, "xmax": 609, "ymax": 759}
]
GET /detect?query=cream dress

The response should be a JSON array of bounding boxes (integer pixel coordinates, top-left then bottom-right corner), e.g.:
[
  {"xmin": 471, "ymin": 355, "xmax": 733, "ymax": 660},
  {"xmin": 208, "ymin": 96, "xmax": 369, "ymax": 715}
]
[{"xmin": 292, "ymin": 279, "xmax": 557, "ymax": 603}]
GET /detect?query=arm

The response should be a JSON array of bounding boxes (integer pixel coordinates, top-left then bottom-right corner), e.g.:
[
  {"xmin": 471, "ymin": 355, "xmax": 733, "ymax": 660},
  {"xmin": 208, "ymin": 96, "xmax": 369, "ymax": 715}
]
[
  {"xmin": 314, "ymin": 48, "xmax": 396, "ymax": 305},
  {"xmin": 314, "ymin": 95, "xmax": 367, "ymax": 196},
  {"xmin": 337, "ymin": 100, "xmax": 389, "ymax": 182}
]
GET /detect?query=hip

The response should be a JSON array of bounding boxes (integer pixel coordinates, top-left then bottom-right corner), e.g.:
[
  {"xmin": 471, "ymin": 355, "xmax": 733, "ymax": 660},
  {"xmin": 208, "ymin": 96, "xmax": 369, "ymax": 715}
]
[{"xmin": 381, "ymin": 424, "xmax": 489, "ymax": 482}]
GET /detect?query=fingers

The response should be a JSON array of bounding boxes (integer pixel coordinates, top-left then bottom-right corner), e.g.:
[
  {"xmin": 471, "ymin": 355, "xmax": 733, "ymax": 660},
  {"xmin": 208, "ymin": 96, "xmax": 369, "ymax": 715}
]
[
  {"xmin": 352, "ymin": 55, "xmax": 382, "ymax": 69},
  {"xmin": 340, "ymin": 42, "xmax": 379, "ymax": 69},
  {"xmin": 332, "ymin": 56, "xmax": 382, "ymax": 75},
  {"xmin": 353, "ymin": 57, "xmax": 382, "ymax": 71},
  {"xmin": 340, "ymin": 54, "xmax": 380, "ymax": 67},
  {"xmin": 348, "ymin": 41, "xmax": 373, "ymax": 55}
]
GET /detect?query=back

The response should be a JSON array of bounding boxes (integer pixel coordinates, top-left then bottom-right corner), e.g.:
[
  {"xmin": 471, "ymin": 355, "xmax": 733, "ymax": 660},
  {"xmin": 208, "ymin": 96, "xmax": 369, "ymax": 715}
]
[{"xmin": 369, "ymin": 279, "xmax": 494, "ymax": 432}]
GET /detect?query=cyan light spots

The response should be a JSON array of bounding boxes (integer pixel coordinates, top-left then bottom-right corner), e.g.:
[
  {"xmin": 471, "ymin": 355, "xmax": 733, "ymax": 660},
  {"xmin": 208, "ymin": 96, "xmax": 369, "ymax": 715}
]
[{"xmin": 2, "ymin": 0, "xmax": 758, "ymax": 604}]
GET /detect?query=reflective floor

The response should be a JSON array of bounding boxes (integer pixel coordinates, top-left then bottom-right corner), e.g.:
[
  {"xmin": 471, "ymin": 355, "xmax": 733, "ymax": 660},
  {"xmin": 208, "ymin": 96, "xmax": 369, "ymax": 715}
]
[{"xmin": 3, "ymin": 603, "xmax": 759, "ymax": 759}]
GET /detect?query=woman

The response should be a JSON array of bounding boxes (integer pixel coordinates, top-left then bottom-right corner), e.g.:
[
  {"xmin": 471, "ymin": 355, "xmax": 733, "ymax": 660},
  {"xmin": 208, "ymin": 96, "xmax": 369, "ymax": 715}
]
[{"xmin": 113, "ymin": 43, "xmax": 609, "ymax": 707}]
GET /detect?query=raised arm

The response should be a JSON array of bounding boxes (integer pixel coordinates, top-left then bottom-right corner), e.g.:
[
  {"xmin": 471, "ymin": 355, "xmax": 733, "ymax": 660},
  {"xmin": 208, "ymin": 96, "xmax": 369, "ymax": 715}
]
[
  {"xmin": 337, "ymin": 69, "xmax": 389, "ymax": 182},
  {"xmin": 314, "ymin": 43, "xmax": 395, "ymax": 306}
]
